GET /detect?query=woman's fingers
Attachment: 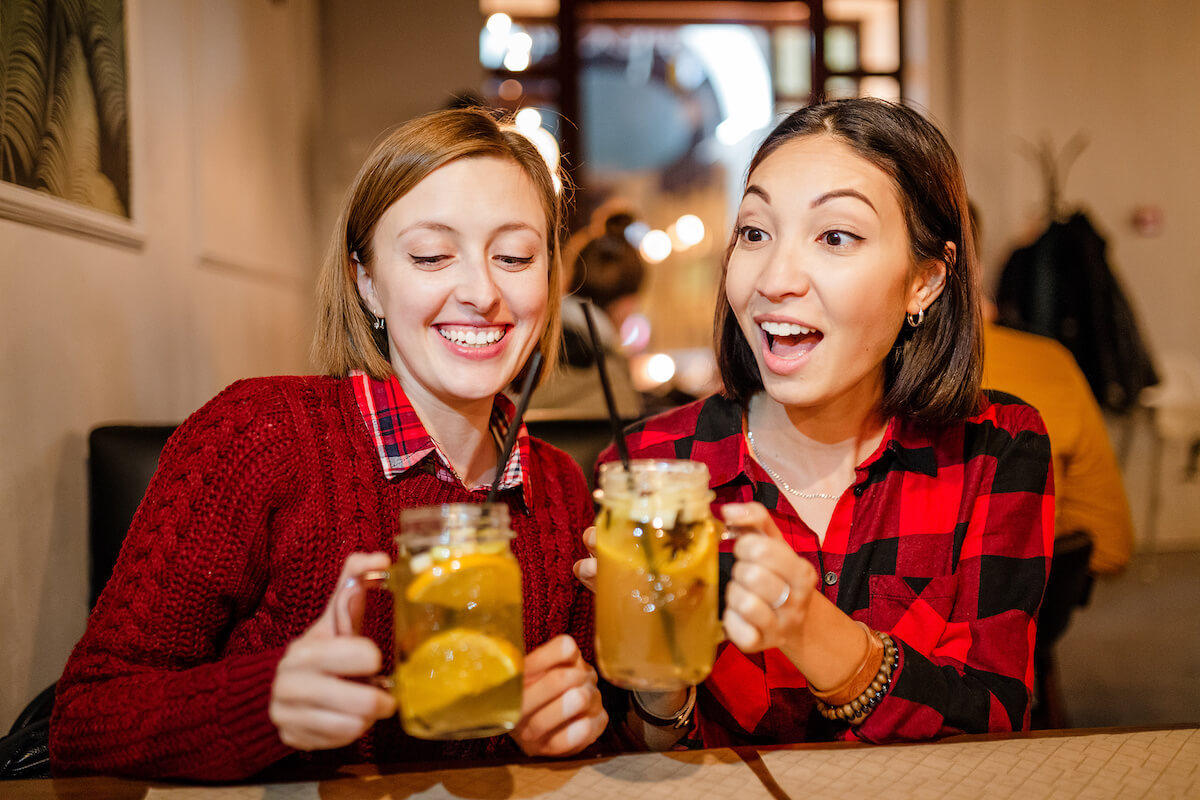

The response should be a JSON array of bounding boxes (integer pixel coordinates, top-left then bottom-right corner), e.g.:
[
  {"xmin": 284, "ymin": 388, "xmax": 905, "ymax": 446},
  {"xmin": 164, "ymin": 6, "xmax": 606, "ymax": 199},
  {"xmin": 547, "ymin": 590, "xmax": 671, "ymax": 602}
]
[
  {"xmin": 269, "ymin": 552, "xmax": 397, "ymax": 752},
  {"xmin": 720, "ymin": 502, "xmax": 786, "ymax": 540},
  {"xmin": 572, "ymin": 557, "xmax": 597, "ymax": 592},
  {"xmin": 274, "ymin": 703, "xmax": 387, "ymax": 751},
  {"xmin": 282, "ymin": 634, "xmax": 385, "ymax": 677},
  {"xmin": 516, "ymin": 678, "xmax": 601, "ymax": 743},
  {"xmin": 270, "ymin": 647, "xmax": 396, "ymax": 751},
  {"xmin": 524, "ymin": 635, "xmax": 582, "ymax": 682},
  {"xmin": 521, "ymin": 664, "xmax": 596, "ymax": 718},
  {"xmin": 317, "ymin": 551, "xmax": 391, "ymax": 638},
  {"xmin": 574, "ymin": 529, "xmax": 598, "ymax": 592},
  {"xmin": 272, "ymin": 671, "xmax": 394, "ymax": 720},
  {"xmin": 722, "ymin": 534, "xmax": 820, "ymax": 654},
  {"xmin": 729, "ymin": 560, "xmax": 791, "ymax": 610},
  {"xmin": 511, "ymin": 635, "xmax": 608, "ymax": 756},
  {"xmin": 512, "ymin": 679, "xmax": 607, "ymax": 757}
]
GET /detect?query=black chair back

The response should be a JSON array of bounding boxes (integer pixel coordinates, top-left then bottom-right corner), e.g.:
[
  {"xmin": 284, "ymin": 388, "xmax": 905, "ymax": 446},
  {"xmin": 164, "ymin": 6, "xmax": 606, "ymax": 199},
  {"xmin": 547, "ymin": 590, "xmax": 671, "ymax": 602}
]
[
  {"xmin": 88, "ymin": 425, "xmax": 177, "ymax": 607},
  {"xmin": 1032, "ymin": 530, "xmax": 1095, "ymax": 729}
]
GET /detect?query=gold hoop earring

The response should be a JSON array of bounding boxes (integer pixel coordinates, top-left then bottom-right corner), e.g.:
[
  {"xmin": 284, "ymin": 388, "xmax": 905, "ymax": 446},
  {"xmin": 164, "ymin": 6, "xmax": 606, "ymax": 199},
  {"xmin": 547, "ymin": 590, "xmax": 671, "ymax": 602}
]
[{"xmin": 905, "ymin": 308, "xmax": 925, "ymax": 328}]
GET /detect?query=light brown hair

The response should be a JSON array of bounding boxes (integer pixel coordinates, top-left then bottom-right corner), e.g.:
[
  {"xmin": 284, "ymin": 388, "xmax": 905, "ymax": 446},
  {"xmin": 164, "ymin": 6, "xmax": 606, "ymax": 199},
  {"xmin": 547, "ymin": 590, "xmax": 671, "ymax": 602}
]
[
  {"xmin": 312, "ymin": 108, "xmax": 564, "ymax": 386},
  {"xmin": 715, "ymin": 98, "xmax": 982, "ymax": 425}
]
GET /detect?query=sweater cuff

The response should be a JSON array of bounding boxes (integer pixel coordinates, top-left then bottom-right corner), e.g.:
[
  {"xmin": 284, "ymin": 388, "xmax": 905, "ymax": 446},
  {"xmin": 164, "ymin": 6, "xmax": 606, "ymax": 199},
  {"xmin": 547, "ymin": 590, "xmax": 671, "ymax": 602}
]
[{"xmin": 218, "ymin": 646, "xmax": 294, "ymax": 775}]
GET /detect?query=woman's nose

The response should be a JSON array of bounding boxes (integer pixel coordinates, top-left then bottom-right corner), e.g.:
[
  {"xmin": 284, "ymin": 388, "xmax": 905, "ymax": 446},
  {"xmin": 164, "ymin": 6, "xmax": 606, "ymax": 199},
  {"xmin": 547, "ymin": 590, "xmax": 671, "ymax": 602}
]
[
  {"xmin": 454, "ymin": 256, "xmax": 502, "ymax": 312},
  {"xmin": 756, "ymin": 246, "xmax": 811, "ymax": 301}
]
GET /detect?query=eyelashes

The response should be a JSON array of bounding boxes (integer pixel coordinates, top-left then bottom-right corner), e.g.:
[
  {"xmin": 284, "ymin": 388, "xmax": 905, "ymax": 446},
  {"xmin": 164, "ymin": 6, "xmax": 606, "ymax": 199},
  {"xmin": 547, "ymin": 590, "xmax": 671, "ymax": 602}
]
[
  {"xmin": 734, "ymin": 226, "xmax": 864, "ymax": 249},
  {"xmin": 407, "ymin": 254, "xmax": 537, "ymax": 269}
]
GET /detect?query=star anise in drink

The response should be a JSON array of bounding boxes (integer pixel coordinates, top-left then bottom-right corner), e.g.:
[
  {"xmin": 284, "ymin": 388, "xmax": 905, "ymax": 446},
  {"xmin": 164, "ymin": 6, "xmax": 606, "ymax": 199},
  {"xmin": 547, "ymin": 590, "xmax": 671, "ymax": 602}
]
[{"xmin": 664, "ymin": 508, "xmax": 692, "ymax": 560}]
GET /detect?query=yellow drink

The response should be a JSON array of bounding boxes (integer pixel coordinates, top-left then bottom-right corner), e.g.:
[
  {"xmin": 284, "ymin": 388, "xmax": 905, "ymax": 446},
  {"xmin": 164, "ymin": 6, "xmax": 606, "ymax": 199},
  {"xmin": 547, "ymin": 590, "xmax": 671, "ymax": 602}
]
[
  {"xmin": 594, "ymin": 460, "xmax": 720, "ymax": 690},
  {"xmin": 391, "ymin": 504, "xmax": 524, "ymax": 740}
]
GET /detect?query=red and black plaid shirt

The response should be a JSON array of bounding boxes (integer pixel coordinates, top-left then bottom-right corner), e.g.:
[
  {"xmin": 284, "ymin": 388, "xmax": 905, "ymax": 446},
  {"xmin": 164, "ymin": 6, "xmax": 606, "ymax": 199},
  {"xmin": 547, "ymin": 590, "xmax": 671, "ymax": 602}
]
[
  {"xmin": 606, "ymin": 390, "xmax": 1054, "ymax": 745},
  {"xmin": 350, "ymin": 370, "xmax": 531, "ymax": 506}
]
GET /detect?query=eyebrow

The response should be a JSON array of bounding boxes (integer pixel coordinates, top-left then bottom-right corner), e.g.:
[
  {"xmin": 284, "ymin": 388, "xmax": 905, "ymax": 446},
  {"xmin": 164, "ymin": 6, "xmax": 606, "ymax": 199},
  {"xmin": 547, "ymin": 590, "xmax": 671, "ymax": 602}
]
[
  {"xmin": 743, "ymin": 185, "xmax": 771, "ymax": 203},
  {"xmin": 812, "ymin": 189, "xmax": 877, "ymax": 213},
  {"xmin": 397, "ymin": 221, "xmax": 543, "ymax": 238},
  {"xmin": 741, "ymin": 185, "xmax": 877, "ymax": 215}
]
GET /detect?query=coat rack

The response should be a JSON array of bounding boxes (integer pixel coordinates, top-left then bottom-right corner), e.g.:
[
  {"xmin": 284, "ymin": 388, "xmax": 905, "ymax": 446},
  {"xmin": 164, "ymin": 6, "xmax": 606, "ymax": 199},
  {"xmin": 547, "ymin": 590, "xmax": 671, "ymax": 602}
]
[{"xmin": 1018, "ymin": 133, "xmax": 1089, "ymax": 223}]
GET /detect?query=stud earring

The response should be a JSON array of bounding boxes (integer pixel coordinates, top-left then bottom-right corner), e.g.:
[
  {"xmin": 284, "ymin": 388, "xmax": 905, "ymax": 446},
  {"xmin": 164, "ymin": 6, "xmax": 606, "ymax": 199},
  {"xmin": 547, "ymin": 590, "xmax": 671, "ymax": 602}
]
[{"xmin": 373, "ymin": 316, "xmax": 386, "ymax": 331}]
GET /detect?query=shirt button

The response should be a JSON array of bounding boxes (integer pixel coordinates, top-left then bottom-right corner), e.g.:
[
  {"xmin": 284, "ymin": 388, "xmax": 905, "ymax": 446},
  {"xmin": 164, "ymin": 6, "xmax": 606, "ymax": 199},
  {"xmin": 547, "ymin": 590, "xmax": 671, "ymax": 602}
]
[{"xmin": 823, "ymin": 571, "xmax": 838, "ymax": 586}]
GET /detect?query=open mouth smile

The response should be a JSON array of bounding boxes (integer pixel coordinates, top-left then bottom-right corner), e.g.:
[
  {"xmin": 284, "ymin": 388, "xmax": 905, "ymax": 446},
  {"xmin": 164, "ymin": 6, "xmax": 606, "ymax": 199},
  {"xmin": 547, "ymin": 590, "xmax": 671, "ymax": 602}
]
[
  {"xmin": 436, "ymin": 325, "xmax": 508, "ymax": 348},
  {"xmin": 759, "ymin": 320, "xmax": 823, "ymax": 362}
]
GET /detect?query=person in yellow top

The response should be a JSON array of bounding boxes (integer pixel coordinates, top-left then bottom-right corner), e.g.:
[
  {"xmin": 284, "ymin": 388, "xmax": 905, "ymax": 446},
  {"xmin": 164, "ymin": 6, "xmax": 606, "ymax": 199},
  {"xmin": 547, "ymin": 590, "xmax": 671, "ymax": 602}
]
[{"xmin": 982, "ymin": 318, "xmax": 1134, "ymax": 574}]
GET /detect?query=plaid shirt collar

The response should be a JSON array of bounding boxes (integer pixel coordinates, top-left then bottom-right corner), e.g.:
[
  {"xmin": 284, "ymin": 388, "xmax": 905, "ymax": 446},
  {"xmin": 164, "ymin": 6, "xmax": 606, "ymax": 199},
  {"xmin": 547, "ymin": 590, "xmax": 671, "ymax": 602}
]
[
  {"xmin": 350, "ymin": 370, "xmax": 532, "ymax": 507},
  {"xmin": 697, "ymin": 394, "xmax": 938, "ymax": 491}
]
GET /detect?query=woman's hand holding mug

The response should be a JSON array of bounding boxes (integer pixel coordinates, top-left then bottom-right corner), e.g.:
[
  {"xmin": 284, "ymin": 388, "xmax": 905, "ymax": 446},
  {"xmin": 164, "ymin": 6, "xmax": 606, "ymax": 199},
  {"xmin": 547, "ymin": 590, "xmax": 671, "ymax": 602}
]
[
  {"xmin": 719, "ymin": 502, "xmax": 819, "ymax": 655},
  {"xmin": 510, "ymin": 635, "xmax": 608, "ymax": 756},
  {"xmin": 269, "ymin": 552, "xmax": 397, "ymax": 751}
]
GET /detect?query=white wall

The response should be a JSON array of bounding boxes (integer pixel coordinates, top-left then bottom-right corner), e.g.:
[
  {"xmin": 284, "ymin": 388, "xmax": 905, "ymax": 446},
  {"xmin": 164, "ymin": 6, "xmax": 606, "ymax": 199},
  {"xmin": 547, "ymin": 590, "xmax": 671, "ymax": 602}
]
[
  {"xmin": 922, "ymin": 0, "xmax": 1200, "ymax": 550},
  {"xmin": 0, "ymin": 0, "xmax": 320, "ymax": 728}
]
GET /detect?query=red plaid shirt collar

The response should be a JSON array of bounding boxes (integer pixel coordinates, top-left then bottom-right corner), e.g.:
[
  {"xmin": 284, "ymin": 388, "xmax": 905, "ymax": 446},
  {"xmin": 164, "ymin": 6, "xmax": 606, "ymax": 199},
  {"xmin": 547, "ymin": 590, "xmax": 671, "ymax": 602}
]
[{"xmin": 350, "ymin": 370, "xmax": 531, "ymax": 506}]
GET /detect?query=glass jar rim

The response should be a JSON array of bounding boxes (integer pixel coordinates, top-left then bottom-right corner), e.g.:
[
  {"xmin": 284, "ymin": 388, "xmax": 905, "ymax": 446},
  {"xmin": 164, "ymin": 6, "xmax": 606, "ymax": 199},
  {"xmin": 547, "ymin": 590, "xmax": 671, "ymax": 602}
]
[
  {"xmin": 596, "ymin": 459, "xmax": 711, "ymax": 496},
  {"xmin": 597, "ymin": 459, "xmax": 710, "ymax": 477},
  {"xmin": 398, "ymin": 502, "xmax": 513, "ymax": 547}
]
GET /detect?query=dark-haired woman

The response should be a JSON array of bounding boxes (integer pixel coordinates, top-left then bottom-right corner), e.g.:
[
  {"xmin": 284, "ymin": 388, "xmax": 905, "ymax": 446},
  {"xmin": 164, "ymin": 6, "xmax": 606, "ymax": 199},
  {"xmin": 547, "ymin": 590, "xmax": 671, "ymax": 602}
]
[{"xmin": 582, "ymin": 98, "xmax": 1053, "ymax": 747}]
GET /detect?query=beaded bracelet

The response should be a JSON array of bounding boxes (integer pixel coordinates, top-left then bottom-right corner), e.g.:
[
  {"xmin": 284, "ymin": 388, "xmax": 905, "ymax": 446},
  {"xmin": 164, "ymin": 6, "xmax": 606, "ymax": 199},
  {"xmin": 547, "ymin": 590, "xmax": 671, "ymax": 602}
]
[{"xmin": 814, "ymin": 630, "xmax": 898, "ymax": 725}]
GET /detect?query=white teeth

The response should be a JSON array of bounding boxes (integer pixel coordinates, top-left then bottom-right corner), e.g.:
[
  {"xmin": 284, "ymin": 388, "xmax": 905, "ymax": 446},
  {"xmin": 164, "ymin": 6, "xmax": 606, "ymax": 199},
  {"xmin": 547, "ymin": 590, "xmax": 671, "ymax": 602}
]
[
  {"xmin": 760, "ymin": 321, "xmax": 814, "ymax": 336},
  {"xmin": 439, "ymin": 326, "xmax": 505, "ymax": 346}
]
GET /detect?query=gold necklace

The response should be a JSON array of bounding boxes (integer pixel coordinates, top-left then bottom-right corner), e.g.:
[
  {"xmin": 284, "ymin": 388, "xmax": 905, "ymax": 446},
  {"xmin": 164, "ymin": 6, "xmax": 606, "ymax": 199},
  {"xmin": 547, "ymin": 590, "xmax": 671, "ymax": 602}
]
[{"xmin": 745, "ymin": 429, "xmax": 841, "ymax": 501}]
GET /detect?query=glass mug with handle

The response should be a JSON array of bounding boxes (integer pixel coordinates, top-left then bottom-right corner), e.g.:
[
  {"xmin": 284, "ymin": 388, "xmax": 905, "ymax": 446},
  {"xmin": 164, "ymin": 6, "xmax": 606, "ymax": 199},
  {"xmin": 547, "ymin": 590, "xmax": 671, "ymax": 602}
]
[
  {"xmin": 334, "ymin": 503, "xmax": 524, "ymax": 740},
  {"xmin": 593, "ymin": 459, "xmax": 724, "ymax": 691}
]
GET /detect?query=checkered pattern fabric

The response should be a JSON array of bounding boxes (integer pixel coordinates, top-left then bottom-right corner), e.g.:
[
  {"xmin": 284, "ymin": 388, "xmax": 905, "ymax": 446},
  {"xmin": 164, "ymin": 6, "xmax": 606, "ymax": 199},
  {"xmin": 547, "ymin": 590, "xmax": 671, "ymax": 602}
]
[
  {"xmin": 350, "ymin": 370, "xmax": 530, "ymax": 506},
  {"xmin": 603, "ymin": 391, "xmax": 1054, "ymax": 746}
]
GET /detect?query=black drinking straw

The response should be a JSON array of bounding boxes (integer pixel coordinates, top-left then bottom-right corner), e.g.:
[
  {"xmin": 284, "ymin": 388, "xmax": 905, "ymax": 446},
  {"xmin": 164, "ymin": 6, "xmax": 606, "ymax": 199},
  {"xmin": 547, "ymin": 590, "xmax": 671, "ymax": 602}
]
[
  {"xmin": 583, "ymin": 302, "xmax": 685, "ymax": 668},
  {"xmin": 580, "ymin": 302, "xmax": 632, "ymax": 470},
  {"xmin": 486, "ymin": 350, "xmax": 544, "ymax": 505}
]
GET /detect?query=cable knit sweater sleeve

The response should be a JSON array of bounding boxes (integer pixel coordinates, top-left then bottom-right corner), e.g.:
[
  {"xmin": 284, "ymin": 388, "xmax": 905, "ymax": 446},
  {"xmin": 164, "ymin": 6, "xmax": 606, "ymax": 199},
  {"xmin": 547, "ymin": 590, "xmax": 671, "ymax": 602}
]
[{"xmin": 51, "ymin": 379, "xmax": 303, "ymax": 780}]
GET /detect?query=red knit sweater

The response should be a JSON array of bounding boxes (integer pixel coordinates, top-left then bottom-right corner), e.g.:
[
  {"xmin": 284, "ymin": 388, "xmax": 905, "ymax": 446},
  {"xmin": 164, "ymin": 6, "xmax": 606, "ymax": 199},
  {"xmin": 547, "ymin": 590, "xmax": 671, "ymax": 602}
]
[{"xmin": 50, "ymin": 376, "xmax": 598, "ymax": 780}]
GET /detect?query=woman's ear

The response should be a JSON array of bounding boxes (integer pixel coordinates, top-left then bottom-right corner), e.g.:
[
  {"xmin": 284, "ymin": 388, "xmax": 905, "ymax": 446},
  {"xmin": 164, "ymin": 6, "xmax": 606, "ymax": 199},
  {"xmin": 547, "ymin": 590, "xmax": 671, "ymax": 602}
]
[
  {"xmin": 907, "ymin": 242, "xmax": 953, "ymax": 315},
  {"xmin": 354, "ymin": 256, "xmax": 382, "ymax": 317}
]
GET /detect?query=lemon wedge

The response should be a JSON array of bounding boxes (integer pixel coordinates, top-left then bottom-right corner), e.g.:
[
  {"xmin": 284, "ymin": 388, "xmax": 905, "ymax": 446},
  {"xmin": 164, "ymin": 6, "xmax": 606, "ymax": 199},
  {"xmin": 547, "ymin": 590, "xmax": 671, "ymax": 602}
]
[
  {"xmin": 405, "ymin": 551, "xmax": 522, "ymax": 607},
  {"xmin": 397, "ymin": 629, "xmax": 523, "ymax": 731}
]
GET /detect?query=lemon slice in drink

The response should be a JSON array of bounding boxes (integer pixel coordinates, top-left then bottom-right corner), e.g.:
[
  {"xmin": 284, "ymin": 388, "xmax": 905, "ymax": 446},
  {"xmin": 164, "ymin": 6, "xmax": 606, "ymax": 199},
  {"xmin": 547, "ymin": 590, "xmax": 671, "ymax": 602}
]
[
  {"xmin": 405, "ymin": 552, "xmax": 522, "ymax": 606},
  {"xmin": 398, "ymin": 629, "xmax": 523, "ymax": 725}
]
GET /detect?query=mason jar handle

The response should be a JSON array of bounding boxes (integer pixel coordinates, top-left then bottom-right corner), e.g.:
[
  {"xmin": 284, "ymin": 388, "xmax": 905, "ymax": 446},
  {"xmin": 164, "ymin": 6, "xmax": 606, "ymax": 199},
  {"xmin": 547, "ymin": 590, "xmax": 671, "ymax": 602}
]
[{"xmin": 331, "ymin": 568, "xmax": 394, "ymax": 690}]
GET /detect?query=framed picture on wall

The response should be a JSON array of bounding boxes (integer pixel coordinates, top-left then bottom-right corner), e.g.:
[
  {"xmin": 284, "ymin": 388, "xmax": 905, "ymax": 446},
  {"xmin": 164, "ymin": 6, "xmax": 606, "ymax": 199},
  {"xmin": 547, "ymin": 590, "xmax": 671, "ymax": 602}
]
[{"xmin": 0, "ymin": 0, "xmax": 141, "ymax": 246}]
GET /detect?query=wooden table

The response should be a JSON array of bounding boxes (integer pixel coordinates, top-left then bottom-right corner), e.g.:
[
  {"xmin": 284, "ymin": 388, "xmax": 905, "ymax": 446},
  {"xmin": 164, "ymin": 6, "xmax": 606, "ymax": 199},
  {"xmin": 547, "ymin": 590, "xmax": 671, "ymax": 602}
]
[{"xmin": 6, "ymin": 726, "xmax": 1197, "ymax": 799}]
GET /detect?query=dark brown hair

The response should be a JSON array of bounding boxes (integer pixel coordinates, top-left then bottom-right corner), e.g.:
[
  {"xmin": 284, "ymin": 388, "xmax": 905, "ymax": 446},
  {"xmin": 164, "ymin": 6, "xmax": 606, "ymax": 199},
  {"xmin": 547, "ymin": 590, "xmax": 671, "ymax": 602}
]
[
  {"xmin": 571, "ymin": 212, "xmax": 646, "ymax": 312},
  {"xmin": 714, "ymin": 98, "xmax": 982, "ymax": 425},
  {"xmin": 312, "ymin": 108, "xmax": 564, "ymax": 386}
]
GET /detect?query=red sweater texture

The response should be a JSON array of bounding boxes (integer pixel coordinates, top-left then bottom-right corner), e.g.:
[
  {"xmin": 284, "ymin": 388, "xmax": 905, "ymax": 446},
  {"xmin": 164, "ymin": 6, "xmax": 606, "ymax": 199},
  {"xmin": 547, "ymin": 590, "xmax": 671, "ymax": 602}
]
[{"xmin": 49, "ymin": 376, "xmax": 598, "ymax": 780}]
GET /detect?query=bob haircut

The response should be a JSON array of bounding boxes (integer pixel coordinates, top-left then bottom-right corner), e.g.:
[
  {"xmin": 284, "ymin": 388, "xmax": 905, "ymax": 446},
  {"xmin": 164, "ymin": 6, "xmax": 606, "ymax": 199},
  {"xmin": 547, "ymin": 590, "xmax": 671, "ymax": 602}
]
[
  {"xmin": 714, "ymin": 98, "xmax": 983, "ymax": 426},
  {"xmin": 312, "ymin": 107, "xmax": 564, "ymax": 387}
]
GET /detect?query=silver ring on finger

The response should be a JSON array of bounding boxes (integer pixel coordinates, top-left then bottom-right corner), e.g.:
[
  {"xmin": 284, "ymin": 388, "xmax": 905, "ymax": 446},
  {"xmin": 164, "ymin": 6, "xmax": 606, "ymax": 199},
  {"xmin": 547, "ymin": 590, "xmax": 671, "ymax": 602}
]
[{"xmin": 771, "ymin": 583, "xmax": 791, "ymax": 609}]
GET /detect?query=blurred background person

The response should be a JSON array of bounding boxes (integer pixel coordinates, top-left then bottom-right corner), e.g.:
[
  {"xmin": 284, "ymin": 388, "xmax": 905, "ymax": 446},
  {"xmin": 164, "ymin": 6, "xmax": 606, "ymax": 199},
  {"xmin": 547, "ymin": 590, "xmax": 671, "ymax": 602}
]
[{"xmin": 531, "ymin": 206, "xmax": 647, "ymax": 421}]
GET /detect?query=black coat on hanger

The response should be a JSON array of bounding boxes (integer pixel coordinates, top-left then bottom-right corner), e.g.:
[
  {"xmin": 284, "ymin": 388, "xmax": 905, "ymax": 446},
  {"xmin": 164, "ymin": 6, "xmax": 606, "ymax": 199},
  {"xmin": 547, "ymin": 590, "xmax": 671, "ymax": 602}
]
[{"xmin": 995, "ymin": 211, "xmax": 1158, "ymax": 413}]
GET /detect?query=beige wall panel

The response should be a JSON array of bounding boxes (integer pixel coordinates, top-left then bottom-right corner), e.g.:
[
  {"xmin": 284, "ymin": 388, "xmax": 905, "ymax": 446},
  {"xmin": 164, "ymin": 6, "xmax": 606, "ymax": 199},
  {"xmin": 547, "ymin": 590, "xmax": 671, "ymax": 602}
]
[{"xmin": 0, "ymin": 0, "xmax": 320, "ymax": 727}]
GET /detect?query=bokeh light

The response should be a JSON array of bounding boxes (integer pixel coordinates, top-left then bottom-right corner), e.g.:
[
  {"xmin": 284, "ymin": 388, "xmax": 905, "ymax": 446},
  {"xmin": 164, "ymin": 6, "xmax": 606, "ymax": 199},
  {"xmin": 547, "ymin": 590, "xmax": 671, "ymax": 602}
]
[{"xmin": 639, "ymin": 229, "xmax": 672, "ymax": 264}]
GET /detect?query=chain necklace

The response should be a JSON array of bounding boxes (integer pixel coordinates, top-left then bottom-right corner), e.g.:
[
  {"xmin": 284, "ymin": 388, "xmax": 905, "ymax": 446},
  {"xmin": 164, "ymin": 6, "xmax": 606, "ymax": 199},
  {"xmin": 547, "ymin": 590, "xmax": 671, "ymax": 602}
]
[{"xmin": 745, "ymin": 429, "xmax": 842, "ymax": 501}]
